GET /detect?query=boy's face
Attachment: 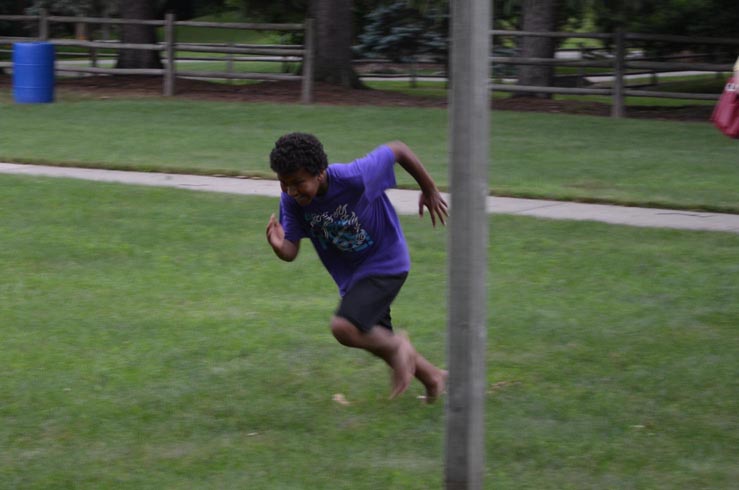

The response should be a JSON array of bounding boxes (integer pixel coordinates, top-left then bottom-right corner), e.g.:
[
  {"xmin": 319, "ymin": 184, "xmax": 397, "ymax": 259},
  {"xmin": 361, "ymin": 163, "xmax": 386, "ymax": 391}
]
[{"xmin": 278, "ymin": 168, "xmax": 326, "ymax": 206}]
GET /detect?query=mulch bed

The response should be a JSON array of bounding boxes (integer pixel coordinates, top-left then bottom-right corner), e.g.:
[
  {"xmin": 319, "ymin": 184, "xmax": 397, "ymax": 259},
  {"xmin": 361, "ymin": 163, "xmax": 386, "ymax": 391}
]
[{"xmin": 0, "ymin": 74, "xmax": 716, "ymax": 122}]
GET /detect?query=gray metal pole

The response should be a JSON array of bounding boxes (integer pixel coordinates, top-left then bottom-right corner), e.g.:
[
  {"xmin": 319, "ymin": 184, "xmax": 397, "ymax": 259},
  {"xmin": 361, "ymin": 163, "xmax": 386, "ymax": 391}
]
[{"xmin": 444, "ymin": 0, "xmax": 490, "ymax": 489}]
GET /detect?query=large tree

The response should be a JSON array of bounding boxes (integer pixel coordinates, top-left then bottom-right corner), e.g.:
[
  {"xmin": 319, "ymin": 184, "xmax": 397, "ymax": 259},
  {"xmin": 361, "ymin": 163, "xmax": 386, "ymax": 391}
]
[
  {"xmin": 214, "ymin": 0, "xmax": 362, "ymax": 86},
  {"xmin": 309, "ymin": 0, "xmax": 361, "ymax": 87},
  {"xmin": 0, "ymin": 0, "xmax": 27, "ymax": 74},
  {"xmin": 515, "ymin": 0, "xmax": 560, "ymax": 98},
  {"xmin": 593, "ymin": 0, "xmax": 739, "ymax": 38},
  {"xmin": 116, "ymin": 0, "xmax": 162, "ymax": 69},
  {"xmin": 593, "ymin": 0, "xmax": 739, "ymax": 63}
]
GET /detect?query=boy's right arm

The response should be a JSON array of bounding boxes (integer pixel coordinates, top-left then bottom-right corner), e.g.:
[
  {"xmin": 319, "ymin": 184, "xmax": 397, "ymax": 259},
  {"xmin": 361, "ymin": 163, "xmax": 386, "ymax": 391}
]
[
  {"xmin": 266, "ymin": 214, "xmax": 299, "ymax": 261},
  {"xmin": 386, "ymin": 141, "xmax": 448, "ymax": 227}
]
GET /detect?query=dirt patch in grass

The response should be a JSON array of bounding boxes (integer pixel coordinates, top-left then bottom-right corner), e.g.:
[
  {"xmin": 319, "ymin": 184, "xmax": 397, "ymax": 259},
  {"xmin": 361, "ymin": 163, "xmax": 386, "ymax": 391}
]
[{"xmin": 0, "ymin": 74, "xmax": 715, "ymax": 121}]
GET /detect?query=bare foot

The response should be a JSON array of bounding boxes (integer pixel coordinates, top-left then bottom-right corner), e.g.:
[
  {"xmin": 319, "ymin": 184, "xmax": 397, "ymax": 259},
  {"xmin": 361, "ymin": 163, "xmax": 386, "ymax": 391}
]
[
  {"xmin": 423, "ymin": 369, "xmax": 448, "ymax": 404},
  {"xmin": 389, "ymin": 332, "xmax": 416, "ymax": 399}
]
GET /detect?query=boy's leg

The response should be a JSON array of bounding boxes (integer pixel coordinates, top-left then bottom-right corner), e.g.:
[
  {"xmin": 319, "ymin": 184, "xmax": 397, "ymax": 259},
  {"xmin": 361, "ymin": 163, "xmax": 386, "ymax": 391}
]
[
  {"xmin": 331, "ymin": 316, "xmax": 447, "ymax": 402},
  {"xmin": 333, "ymin": 274, "xmax": 415, "ymax": 397},
  {"xmin": 330, "ymin": 316, "xmax": 416, "ymax": 398},
  {"xmin": 413, "ymin": 351, "xmax": 447, "ymax": 403},
  {"xmin": 332, "ymin": 274, "xmax": 447, "ymax": 401}
]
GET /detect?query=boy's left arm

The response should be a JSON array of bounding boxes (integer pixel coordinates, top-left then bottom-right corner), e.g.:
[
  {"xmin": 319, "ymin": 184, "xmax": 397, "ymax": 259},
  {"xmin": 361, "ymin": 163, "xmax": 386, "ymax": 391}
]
[{"xmin": 386, "ymin": 141, "xmax": 448, "ymax": 227}]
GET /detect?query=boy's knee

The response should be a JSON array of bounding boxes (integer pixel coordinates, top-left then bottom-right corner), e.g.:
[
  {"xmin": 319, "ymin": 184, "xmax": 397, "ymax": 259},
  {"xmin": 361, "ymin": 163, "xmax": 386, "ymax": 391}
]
[{"xmin": 330, "ymin": 316, "xmax": 359, "ymax": 346}]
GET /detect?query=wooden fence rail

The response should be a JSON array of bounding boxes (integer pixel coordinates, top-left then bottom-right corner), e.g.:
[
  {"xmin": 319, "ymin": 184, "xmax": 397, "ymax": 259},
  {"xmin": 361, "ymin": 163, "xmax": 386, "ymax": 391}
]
[
  {"xmin": 491, "ymin": 29, "xmax": 738, "ymax": 116},
  {"xmin": 1, "ymin": 12, "xmax": 737, "ymax": 114},
  {"xmin": 0, "ymin": 10, "xmax": 315, "ymax": 103}
]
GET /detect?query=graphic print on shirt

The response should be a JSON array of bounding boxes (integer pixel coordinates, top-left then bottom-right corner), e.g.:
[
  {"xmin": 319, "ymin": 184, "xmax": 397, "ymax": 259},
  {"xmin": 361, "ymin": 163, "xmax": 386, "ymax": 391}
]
[{"xmin": 305, "ymin": 204, "xmax": 374, "ymax": 253}]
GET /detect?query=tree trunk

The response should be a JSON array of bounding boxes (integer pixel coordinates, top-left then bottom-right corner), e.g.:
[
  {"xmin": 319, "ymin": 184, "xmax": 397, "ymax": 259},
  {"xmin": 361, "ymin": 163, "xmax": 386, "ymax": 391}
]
[
  {"xmin": 116, "ymin": 0, "xmax": 162, "ymax": 69},
  {"xmin": 161, "ymin": 0, "xmax": 194, "ymax": 20},
  {"xmin": 310, "ymin": 0, "xmax": 362, "ymax": 88},
  {"xmin": 515, "ymin": 0, "xmax": 558, "ymax": 98},
  {"xmin": 0, "ymin": 0, "xmax": 28, "ymax": 74}
]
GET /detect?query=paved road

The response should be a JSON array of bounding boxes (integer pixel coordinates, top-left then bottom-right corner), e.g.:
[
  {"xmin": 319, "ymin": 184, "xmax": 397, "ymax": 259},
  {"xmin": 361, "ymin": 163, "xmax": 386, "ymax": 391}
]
[{"xmin": 1, "ymin": 162, "xmax": 737, "ymax": 234}]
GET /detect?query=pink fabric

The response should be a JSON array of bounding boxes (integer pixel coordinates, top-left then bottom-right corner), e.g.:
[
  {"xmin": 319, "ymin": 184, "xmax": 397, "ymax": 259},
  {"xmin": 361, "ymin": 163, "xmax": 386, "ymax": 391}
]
[{"xmin": 711, "ymin": 76, "xmax": 739, "ymax": 139}]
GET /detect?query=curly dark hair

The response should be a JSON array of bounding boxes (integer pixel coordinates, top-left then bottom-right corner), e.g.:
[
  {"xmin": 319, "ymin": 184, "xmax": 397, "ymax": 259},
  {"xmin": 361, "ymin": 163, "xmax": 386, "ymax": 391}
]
[{"xmin": 269, "ymin": 132, "xmax": 328, "ymax": 176}]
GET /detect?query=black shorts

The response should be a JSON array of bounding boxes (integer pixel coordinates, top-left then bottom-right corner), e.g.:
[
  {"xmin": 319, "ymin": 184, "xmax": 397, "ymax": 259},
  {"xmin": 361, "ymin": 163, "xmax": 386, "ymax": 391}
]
[{"xmin": 335, "ymin": 273, "xmax": 408, "ymax": 333}]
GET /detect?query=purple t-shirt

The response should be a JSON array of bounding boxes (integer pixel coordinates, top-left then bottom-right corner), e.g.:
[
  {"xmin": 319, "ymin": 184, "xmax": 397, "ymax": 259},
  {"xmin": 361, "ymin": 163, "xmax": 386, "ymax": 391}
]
[{"xmin": 279, "ymin": 145, "xmax": 410, "ymax": 296}]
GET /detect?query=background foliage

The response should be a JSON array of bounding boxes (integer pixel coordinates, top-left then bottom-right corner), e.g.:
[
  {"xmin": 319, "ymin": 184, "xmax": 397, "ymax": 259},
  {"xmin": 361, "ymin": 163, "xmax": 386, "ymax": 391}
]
[
  {"xmin": 4, "ymin": 0, "xmax": 738, "ymax": 38},
  {"xmin": 355, "ymin": 2, "xmax": 447, "ymax": 62}
]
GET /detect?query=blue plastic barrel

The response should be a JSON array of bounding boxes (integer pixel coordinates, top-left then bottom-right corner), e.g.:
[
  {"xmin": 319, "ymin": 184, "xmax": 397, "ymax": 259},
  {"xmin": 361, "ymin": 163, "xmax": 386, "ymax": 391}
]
[{"xmin": 12, "ymin": 42, "xmax": 55, "ymax": 103}]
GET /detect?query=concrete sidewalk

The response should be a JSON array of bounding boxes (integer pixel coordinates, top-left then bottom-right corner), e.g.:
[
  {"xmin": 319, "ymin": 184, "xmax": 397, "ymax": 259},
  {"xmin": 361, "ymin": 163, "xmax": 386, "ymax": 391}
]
[{"xmin": 2, "ymin": 162, "xmax": 737, "ymax": 234}]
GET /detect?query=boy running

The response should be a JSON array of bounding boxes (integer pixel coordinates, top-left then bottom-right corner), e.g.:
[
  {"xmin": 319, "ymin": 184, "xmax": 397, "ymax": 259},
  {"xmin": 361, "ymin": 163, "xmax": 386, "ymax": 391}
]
[{"xmin": 265, "ymin": 133, "xmax": 447, "ymax": 401}]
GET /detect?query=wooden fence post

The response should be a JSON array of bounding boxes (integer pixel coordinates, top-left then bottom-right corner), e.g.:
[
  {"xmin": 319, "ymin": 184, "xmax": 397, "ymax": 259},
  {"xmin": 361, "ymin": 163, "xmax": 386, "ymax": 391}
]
[
  {"xmin": 301, "ymin": 18, "xmax": 314, "ymax": 104},
  {"xmin": 164, "ymin": 12, "xmax": 176, "ymax": 97},
  {"xmin": 577, "ymin": 42, "xmax": 585, "ymax": 88},
  {"xmin": 75, "ymin": 13, "xmax": 86, "ymax": 40},
  {"xmin": 90, "ymin": 22, "xmax": 98, "ymax": 69},
  {"xmin": 226, "ymin": 42, "xmax": 234, "ymax": 85},
  {"xmin": 38, "ymin": 8, "xmax": 48, "ymax": 41},
  {"xmin": 611, "ymin": 27, "xmax": 625, "ymax": 118},
  {"xmin": 409, "ymin": 57, "xmax": 418, "ymax": 88}
]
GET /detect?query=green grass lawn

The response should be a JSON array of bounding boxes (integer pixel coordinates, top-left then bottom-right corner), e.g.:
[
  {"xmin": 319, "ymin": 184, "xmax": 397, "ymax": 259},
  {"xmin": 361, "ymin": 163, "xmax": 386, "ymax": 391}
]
[
  {"xmin": 174, "ymin": 59, "xmax": 296, "ymax": 74},
  {"xmin": 165, "ymin": 10, "xmax": 298, "ymax": 45},
  {"xmin": 1, "ymin": 175, "xmax": 736, "ymax": 489},
  {"xmin": 0, "ymin": 96, "xmax": 736, "ymax": 213}
]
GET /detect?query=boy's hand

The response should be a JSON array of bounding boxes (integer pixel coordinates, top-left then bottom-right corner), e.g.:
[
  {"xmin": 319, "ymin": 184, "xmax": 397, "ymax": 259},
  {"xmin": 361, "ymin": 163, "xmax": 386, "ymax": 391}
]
[
  {"xmin": 266, "ymin": 214, "xmax": 299, "ymax": 262},
  {"xmin": 266, "ymin": 213, "xmax": 285, "ymax": 249},
  {"xmin": 418, "ymin": 190, "xmax": 448, "ymax": 227},
  {"xmin": 267, "ymin": 214, "xmax": 300, "ymax": 262}
]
